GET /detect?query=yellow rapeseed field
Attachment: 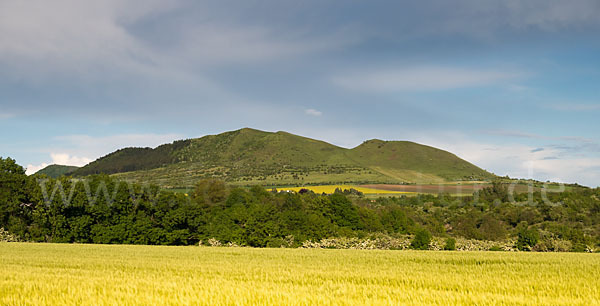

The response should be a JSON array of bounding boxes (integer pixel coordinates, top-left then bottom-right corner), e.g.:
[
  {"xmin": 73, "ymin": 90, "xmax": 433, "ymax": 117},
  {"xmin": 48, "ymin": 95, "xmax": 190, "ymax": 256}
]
[
  {"xmin": 275, "ymin": 185, "xmax": 413, "ymax": 195},
  {"xmin": 1, "ymin": 243, "xmax": 599, "ymax": 305}
]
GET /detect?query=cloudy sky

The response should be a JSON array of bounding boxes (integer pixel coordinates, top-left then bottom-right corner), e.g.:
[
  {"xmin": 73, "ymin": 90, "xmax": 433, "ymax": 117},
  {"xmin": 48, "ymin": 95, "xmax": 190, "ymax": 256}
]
[{"xmin": 1, "ymin": 0, "xmax": 599, "ymax": 186}]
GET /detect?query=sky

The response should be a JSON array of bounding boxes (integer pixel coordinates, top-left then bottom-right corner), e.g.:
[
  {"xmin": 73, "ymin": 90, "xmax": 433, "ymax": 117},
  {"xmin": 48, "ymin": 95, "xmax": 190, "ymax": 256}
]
[{"xmin": 1, "ymin": 0, "xmax": 599, "ymax": 187}]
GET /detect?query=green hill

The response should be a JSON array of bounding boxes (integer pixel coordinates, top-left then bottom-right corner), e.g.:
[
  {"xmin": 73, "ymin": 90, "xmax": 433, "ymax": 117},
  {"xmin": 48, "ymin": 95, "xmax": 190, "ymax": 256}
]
[
  {"xmin": 347, "ymin": 140, "xmax": 490, "ymax": 183},
  {"xmin": 35, "ymin": 164, "xmax": 80, "ymax": 178},
  {"xmin": 73, "ymin": 128, "xmax": 495, "ymax": 187}
]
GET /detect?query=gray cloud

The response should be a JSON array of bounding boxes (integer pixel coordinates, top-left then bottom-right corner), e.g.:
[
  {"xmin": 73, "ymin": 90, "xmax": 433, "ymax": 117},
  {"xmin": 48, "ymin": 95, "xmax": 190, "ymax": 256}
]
[
  {"xmin": 501, "ymin": 0, "xmax": 600, "ymax": 30},
  {"xmin": 332, "ymin": 66, "xmax": 524, "ymax": 92},
  {"xmin": 408, "ymin": 0, "xmax": 600, "ymax": 36},
  {"xmin": 0, "ymin": 0, "xmax": 359, "ymax": 121}
]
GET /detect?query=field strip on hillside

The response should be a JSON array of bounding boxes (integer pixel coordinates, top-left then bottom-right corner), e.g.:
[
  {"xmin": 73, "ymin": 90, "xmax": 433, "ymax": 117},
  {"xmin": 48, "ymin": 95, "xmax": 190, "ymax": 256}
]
[
  {"xmin": 272, "ymin": 185, "xmax": 415, "ymax": 194},
  {"xmin": 1, "ymin": 243, "xmax": 599, "ymax": 305}
]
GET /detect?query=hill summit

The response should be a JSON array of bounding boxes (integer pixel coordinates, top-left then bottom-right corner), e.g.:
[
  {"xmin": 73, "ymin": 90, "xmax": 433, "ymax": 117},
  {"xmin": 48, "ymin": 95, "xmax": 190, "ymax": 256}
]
[{"xmin": 72, "ymin": 128, "xmax": 494, "ymax": 187}]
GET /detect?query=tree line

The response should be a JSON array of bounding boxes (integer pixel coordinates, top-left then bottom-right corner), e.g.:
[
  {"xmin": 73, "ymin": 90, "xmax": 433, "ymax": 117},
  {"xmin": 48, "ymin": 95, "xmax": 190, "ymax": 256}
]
[{"xmin": 1, "ymin": 157, "xmax": 599, "ymax": 251}]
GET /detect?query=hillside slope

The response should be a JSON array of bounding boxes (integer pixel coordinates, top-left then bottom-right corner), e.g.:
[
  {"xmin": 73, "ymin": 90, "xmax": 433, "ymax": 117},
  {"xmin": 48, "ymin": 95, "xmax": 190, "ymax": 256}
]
[
  {"xmin": 347, "ymin": 140, "xmax": 488, "ymax": 183},
  {"xmin": 35, "ymin": 165, "xmax": 80, "ymax": 178},
  {"xmin": 73, "ymin": 128, "xmax": 494, "ymax": 187}
]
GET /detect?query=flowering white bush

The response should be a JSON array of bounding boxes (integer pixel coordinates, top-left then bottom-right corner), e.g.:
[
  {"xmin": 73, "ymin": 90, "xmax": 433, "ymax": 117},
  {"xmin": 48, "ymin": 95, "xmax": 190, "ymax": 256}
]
[
  {"xmin": 207, "ymin": 238, "xmax": 222, "ymax": 247},
  {"xmin": 0, "ymin": 228, "xmax": 19, "ymax": 242},
  {"xmin": 302, "ymin": 234, "xmax": 519, "ymax": 251}
]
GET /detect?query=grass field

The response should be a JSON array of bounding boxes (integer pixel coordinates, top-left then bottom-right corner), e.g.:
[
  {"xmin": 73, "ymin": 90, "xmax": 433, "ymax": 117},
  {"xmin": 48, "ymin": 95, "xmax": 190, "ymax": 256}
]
[{"xmin": 1, "ymin": 243, "xmax": 599, "ymax": 305}]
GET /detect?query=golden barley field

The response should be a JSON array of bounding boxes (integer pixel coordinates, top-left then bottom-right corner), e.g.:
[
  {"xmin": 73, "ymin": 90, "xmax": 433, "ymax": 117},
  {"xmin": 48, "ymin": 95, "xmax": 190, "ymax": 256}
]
[{"xmin": 1, "ymin": 243, "xmax": 599, "ymax": 305}]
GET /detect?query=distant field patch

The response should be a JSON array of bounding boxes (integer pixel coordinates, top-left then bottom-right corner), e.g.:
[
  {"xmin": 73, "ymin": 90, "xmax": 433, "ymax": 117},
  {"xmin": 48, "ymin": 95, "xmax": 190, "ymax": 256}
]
[
  {"xmin": 274, "ymin": 185, "xmax": 414, "ymax": 195},
  {"xmin": 360, "ymin": 183, "xmax": 490, "ymax": 194}
]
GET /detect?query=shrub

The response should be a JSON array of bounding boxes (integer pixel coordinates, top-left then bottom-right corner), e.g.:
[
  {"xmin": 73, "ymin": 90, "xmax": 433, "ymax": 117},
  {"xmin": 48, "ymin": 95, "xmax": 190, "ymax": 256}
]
[
  {"xmin": 489, "ymin": 246, "xmax": 502, "ymax": 251},
  {"xmin": 571, "ymin": 243, "xmax": 587, "ymax": 253},
  {"xmin": 0, "ymin": 228, "xmax": 19, "ymax": 242},
  {"xmin": 517, "ymin": 227, "xmax": 539, "ymax": 251},
  {"xmin": 443, "ymin": 238, "xmax": 456, "ymax": 250},
  {"xmin": 207, "ymin": 238, "xmax": 222, "ymax": 247},
  {"xmin": 411, "ymin": 229, "xmax": 432, "ymax": 250},
  {"xmin": 533, "ymin": 237, "xmax": 573, "ymax": 252}
]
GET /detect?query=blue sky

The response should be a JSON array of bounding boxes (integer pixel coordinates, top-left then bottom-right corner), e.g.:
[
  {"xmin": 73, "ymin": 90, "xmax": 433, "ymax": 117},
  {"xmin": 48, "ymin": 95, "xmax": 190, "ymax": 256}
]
[{"xmin": 1, "ymin": 0, "xmax": 599, "ymax": 186}]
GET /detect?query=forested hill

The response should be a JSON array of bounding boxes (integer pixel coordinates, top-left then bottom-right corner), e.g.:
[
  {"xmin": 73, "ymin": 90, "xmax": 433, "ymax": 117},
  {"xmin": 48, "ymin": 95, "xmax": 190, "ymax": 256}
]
[
  {"xmin": 72, "ymin": 139, "xmax": 192, "ymax": 175},
  {"xmin": 72, "ymin": 128, "xmax": 495, "ymax": 186},
  {"xmin": 34, "ymin": 165, "xmax": 80, "ymax": 178}
]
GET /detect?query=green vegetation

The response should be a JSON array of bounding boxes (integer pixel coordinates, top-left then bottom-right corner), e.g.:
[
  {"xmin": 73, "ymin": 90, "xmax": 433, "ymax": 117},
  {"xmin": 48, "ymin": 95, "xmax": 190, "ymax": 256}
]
[
  {"xmin": 34, "ymin": 164, "xmax": 79, "ymax": 178},
  {"xmin": 71, "ymin": 128, "xmax": 494, "ymax": 188},
  {"xmin": 2, "ymin": 157, "xmax": 599, "ymax": 251},
  {"xmin": 517, "ymin": 225, "xmax": 540, "ymax": 251},
  {"xmin": 1, "ymin": 243, "xmax": 599, "ymax": 305},
  {"xmin": 410, "ymin": 228, "xmax": 432, "ymax": 250},
  {"xmin": 444, "ymin": 237, "xmax": 456, "ymax": 250}
]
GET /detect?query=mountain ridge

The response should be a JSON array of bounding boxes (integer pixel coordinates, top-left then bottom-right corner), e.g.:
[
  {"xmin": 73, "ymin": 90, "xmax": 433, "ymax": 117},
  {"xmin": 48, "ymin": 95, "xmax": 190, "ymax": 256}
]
[{"xmin": 72, "ymin": 128, "xmax": 495, "ymax": 187}]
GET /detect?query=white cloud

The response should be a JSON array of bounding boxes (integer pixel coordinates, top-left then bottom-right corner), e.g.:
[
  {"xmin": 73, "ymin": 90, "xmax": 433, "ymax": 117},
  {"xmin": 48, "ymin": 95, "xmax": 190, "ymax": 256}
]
[
  {"xmin": 305, "ymin": 109, "xmax": 323, "ymax": 117},
  {"xmin": 25, "ymin": 153, "xmax": 93, "ymax": 175},
  {"xmin": 25, "ymin": 163, "xmax": 49, "ymax": 175},
  {"xmin": 49, "ymin": 153, "xmax": 93, "ymax": 167},
  {"xmin": 406, "ymin": 134, "xmax": 600, "ymax": 187},
  {"xmin": 332, "ymin": 67, "xmax": 523, "ymax": 92},
  {"xmin": 527, "ymin": 158, "xmax": 600, "ymax": 186}
]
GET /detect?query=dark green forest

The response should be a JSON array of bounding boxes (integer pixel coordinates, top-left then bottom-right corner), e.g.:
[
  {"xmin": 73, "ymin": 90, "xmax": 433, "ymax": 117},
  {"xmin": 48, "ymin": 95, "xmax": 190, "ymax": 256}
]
[
  {"xmin": 72, "ymin": 139, "xmax": 192, "ymax": 176},
  {"xmin": 2, "ymin": 157, "xmax": 599, "ymax": 251}
]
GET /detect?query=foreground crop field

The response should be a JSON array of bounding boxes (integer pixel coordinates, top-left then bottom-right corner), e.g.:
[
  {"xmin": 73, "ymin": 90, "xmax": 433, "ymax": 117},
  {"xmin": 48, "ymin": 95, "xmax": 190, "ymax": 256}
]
[{"xmin": 1, "ymin": 243, "xmax": 599, "ymax": 305}]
